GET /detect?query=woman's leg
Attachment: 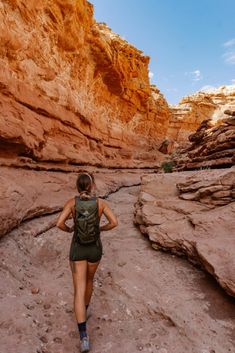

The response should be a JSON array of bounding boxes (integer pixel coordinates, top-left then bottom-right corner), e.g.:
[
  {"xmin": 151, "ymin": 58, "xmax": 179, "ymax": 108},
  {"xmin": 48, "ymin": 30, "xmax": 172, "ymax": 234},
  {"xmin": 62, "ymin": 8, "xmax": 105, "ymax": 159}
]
[
  {"xmin": 85, "ymin": 261, "xmax": 100, "ymax": 307},
  {"xmin": 70, "ymin": 260, "xmax": 87, "ymax": 323}
]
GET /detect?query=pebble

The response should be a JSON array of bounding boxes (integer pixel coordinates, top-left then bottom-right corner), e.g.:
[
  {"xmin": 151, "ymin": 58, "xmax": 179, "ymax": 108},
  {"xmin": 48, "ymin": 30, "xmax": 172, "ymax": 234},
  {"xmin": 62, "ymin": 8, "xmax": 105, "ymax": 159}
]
[
  {"xmin": 36, "ymin": 299, "xmax": 43, "ymax": 305},
  {"xmin": 137, "ymin": 344, "xmax": 144, "ymax": 351},
  {"xmin": 25, "ymin": 304, "xmax": 35, "ymax": 310},
  {"xmin": 45, "ymin": 320, "xmax": 52, "ymax": 326},
  {"xmin": 31, "ymin": 287, "xmax": 40, "ymax": 294},
  {"xmin": 40, "ymin": 336, "xmax": 48, "ymax": 343},
  {"xmin": 41, "ymin": 349, "xmax": 50, "ymax": 353},
  {"xmin": 65, "ymin": 308, "xmax": 73, "ymax": 314},
  {"xmin": 158, "ymin": 349, "xmax": 168, "ymax": 353},
  {"xmin": 69, "ymin": 331, "xmax": 78, "ymax": 338},
  {"xmin": 43, "ymin": 304, "xmax": 51, "ymax": 310},
  {"xmin": 53, "ymin": 337, "xmax": 62, "ymax": 344},
  {"xmin": 150, "ymin": 333, "xmax": 157, "ymax": 338}
]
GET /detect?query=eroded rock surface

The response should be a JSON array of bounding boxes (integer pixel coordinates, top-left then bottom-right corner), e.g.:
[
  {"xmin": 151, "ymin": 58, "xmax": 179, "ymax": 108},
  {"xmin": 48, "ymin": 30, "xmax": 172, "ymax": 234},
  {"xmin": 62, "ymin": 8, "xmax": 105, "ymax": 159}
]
[
  {"xmin": 0, "ymin": 166, "xmax": 142, "ymax": 237},
  {"xmin": 168, "ymin": 85, "xmax": 235, "ymax": 142},
  {"xmin": 134, "ymin": 168, "xmax": 235, "ymax": 297},
  {"xmin": 0, "ymin": 185, "xmax": 234, "ymax": 353},
  {"xmin": 174, "ymin": 110, "xmax": 235, "ymax": 170},
  {"xmin": 0, "ymin": 0, "xmax": 170, "ymax": 168}
]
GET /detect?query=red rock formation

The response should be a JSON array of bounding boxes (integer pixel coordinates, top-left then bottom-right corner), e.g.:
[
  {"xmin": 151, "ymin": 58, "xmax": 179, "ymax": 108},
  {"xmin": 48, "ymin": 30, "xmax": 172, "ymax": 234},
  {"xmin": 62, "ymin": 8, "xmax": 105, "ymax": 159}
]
[
  {"xmin": 0, "ymin": 166, "xmax": 141, "ymax": 237},
  {"xmin": 174, "ymin": 110, "xmax": 235, "ymax": 170},
  {"xmin": 134, "ymin": 168, "xmax": 235, "ymax": 297},
  {"xmin": 167, "ymin": 85, "xmax": 235, "ymax": 142},
  {"xmin": 0, "ymin": 0, "xmax": 171, "ymax": 168}
]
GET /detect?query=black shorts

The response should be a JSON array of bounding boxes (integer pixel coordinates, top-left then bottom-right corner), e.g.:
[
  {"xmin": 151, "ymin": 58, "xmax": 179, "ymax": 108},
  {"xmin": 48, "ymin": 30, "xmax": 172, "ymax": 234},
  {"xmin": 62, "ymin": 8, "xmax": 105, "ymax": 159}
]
[{"xmin": 69, "ymin": 238, "xmax": 103, "ymax": 263}]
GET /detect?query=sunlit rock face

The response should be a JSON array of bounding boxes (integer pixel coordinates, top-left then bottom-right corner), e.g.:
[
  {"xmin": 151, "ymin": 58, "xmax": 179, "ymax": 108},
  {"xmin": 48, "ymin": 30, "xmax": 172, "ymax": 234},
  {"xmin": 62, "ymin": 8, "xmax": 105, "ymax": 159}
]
[
  {"xmin": 167, "ymin": 85, "xmax": 235, "ymax": 142},
  {"xmin": 134, "ymin": 168, "xmax": 235, "ymax": 297},
  {"xmin": 173, "ymin": 110, "xmax": 235, "ymax": 170},
  {"xmin": 0, "ymin": 0, "xmax": 171, "ymax": 168}
]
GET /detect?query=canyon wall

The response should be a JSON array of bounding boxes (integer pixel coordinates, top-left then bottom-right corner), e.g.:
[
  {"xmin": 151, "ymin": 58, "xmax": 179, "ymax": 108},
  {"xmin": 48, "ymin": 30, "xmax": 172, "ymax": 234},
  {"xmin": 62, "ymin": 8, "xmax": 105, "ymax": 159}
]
[
  {"xmin": 167, "ymin": 85, "xmax": 235, "ymax": 142},
  {"xmin": 0, "ymin": 0, "xmax": 171, "ymax": 169},
  {"xmin": 173, "ymin": 109, "xmax": 235, "ymax": 170}
]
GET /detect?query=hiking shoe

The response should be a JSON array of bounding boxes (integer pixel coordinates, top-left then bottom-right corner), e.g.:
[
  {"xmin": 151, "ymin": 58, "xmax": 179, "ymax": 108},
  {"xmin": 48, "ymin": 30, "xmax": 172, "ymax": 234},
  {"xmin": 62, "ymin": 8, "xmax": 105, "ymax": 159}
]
[{"xmin": 80, "ymin": 336, "xmax": 90, "ymax": 352}]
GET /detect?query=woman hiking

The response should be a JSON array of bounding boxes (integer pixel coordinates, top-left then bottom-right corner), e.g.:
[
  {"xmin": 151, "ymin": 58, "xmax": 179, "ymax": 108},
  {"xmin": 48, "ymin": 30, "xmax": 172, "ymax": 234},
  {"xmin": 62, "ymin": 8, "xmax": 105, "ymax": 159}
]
[{"xmin": 56, "ymin": 172, "xmax": 118, "ymax": 352}]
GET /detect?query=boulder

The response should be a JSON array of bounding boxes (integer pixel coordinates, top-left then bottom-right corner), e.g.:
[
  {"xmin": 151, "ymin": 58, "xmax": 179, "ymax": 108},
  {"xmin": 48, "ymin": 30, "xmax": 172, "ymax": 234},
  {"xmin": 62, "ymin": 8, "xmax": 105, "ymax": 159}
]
[{"xmin": 134, "ymin": 168, "xmax": 235, "ymax": 297}]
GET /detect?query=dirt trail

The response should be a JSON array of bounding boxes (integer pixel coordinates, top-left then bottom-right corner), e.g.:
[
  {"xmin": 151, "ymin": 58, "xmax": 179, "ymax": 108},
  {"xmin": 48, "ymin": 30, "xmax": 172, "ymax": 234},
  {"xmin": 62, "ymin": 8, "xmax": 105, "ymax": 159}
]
[{"xmin": 0, "ymin": 186, "xmax": 234, "ymax": 353}]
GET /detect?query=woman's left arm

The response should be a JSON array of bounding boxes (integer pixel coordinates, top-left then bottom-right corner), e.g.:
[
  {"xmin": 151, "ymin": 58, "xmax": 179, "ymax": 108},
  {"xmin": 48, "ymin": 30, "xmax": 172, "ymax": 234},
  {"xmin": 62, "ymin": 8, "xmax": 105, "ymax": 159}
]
[{"xmin": 56, "ymin": 198, "xmax": 74, "ymax": 233}]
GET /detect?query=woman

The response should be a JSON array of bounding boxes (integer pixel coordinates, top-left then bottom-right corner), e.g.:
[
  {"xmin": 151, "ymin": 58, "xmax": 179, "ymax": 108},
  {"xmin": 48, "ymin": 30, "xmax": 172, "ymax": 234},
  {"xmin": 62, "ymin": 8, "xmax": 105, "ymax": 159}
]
[{"xmin": 56, "ymin": 172, "xmax": 118, "ymax": 352}]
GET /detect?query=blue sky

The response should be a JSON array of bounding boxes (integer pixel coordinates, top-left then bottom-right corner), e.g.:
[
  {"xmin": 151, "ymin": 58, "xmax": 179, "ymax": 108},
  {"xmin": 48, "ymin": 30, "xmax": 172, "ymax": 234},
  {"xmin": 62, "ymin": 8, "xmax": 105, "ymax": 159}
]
[{"xmin": 90, "ymin": 0, "xmax": 235, "ymax": 104}]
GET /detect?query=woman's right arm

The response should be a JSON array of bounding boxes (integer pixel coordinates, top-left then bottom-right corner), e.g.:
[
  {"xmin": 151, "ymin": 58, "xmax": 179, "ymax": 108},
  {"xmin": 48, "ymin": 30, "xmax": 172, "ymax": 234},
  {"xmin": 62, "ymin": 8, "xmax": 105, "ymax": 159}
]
[
  {"xmin": 99, "ymin": 199, "xmax": 118, "ymax": 231},
  {"xmin": 56, "ymin": 198, "xmax": 74, "ymax": 233}
]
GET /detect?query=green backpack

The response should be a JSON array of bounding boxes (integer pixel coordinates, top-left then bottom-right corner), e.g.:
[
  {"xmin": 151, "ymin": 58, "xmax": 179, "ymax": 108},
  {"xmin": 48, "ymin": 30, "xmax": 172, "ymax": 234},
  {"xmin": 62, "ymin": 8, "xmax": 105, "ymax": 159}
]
[{"xmin": 74, "ymin": 196, "xmax": 100, "ymax": 244}]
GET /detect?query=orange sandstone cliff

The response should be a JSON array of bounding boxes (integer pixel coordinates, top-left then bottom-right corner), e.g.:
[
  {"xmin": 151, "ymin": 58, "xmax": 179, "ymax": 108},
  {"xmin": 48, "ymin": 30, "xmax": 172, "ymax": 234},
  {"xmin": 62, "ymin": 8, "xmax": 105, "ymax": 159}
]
[
  {"xmin": 167, "ymin": 85, "xmax": 235, "ymax": 142},
  {"xmin": 0, "ymin": 0, "xmax": 171, "ymax": 168}
]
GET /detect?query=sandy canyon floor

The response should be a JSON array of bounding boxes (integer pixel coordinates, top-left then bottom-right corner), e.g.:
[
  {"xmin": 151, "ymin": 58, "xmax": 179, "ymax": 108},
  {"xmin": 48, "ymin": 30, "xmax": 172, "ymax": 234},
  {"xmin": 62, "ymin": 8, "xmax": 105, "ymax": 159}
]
[{"xmin": 0, "ymin": 185, "xmax": 234, "ymax": 353}]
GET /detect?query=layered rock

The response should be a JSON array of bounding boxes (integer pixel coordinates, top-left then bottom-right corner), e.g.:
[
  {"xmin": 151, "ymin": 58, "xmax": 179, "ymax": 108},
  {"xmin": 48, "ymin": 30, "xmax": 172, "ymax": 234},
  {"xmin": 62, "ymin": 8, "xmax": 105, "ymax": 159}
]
[
  {"xmin": 0, "ymin": 166, "xmax": 141, "ymax": 237},
  {"xmin": 0, "ymin": 0, "xmax": 170, "ymax": 168},
  {"xmin": 134, "ymin": 168, "xmax": 235, "ymax": 297},
  {"xmin": 174, "ymin": 109, "xmax": 235, "ymax": 170},
  {"xmin": 167, "ymin": 85, "xmax": 235, "ymax": 142}
]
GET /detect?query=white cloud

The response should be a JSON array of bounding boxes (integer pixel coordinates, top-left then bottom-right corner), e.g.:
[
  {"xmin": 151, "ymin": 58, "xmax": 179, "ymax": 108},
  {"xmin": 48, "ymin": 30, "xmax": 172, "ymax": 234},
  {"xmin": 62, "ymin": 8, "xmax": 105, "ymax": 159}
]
[
  {"xmin": 148, "ymin": 71, "xmax": 154, "ymax": 80},
  {"xmin": 222, "ymin": 38, "xmax": 235, "ymax": 65},
  {"xmin": 185, "ymin": 69, "xmax": 203, "ymax": 82},
  {"xmin": 231, "ymin": 79, "xmax": 235, "ymax": 83},
  {"xmin": 192, "ymin": 69, "xmax": 202, "ymax": 81},
  {"xmin": 223, "ymin": 51, "xmax": 235, "ymax": 65},
  {"xmin": 223, "ymin": 38, "xmax": 235, "ymax": 47}
]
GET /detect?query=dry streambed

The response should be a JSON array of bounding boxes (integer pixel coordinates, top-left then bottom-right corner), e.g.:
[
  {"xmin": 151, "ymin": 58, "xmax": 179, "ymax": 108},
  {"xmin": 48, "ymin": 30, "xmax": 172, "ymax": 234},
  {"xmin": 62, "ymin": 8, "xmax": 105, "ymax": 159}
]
[{"xmin": 0, "ymin": 185, "xmax": 234, "ymax": 353}]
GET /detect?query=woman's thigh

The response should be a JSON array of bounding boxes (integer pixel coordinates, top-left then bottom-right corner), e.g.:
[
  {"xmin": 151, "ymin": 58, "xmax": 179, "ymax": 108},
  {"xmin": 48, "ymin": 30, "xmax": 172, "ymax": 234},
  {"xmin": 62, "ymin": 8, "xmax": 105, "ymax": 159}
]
[
  {"xmin": 70, "ymin": 260, "xmax": 87, "ymax": 291},
  {"xmin": 87, "ymin": 261, "xmax": 100, "ymax": 280}
]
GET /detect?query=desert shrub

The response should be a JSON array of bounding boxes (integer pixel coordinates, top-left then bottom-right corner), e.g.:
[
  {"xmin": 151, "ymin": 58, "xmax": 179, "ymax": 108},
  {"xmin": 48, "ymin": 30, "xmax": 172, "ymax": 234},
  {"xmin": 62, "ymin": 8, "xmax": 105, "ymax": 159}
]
[{"xmin": 161, "ymin": 161, "xmax": 174, "ymax": 173}]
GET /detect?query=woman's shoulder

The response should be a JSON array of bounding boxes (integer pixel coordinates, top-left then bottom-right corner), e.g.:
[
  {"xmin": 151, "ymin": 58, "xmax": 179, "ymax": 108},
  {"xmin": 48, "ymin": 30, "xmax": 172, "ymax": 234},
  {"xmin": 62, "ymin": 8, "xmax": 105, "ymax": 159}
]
[
  {"xmin": 97, "ymin": 197, "xmax": 108, "ymax": 210},
  {"xmin": 64, "ymin": 197, "xmax": 76, "ymax": 208}
]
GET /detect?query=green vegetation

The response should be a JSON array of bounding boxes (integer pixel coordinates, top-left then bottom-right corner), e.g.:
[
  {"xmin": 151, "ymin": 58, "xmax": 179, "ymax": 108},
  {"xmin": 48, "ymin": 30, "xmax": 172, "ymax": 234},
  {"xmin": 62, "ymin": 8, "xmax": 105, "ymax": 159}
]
[{"xmin": 161, "ymin": 161, "xmax": 175, "ymax": 173}]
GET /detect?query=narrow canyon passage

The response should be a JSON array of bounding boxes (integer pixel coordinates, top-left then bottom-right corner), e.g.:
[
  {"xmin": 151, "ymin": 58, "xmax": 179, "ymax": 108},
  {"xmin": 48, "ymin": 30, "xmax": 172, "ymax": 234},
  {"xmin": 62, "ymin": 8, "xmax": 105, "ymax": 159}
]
[{"xmin": 0, "ymin": 186, "xmax": 234, "ymax": 353}]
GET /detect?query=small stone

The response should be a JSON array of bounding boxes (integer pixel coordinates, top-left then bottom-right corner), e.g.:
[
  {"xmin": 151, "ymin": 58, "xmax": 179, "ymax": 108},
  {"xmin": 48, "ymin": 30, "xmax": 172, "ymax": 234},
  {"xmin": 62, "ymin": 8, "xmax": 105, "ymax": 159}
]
[
  {"xmin": 43, "ymin": 304, "xmax": 51, "ymax": 310},
  {"xmin": 26, "ymin": 304, "xmax": 35, "ymax": 310},
  {"xmin": 31, "ymin": 287, "xmax": 40, "ymax": 294},
  {"xmin": 41, "ymin": 349, "xmax": 50, "ymax": 353},
  {"xmin": 65, "ymin": 308, "xmax": 73, "ymax": 314},
  {"xmin": 158, "ymin": 349, "xmax": 168, "ymax": 353},
  {"xmin": 36, "ymin": 299, "xmax": 43, "ymax": 305},
  {"xmin": 40, "ymin": 336, "xmax": 48, "ymax": 343},
  {"xmin": 69, "ymin": 331, "xmax": 77, "ymax": 338},
  {"xmin": 137, "ymin": 344, "xmax": 144, "ymax": 351},
  {"xmin": 53, "ymin": 337, "xmax": 62, "ymax": 344}
]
